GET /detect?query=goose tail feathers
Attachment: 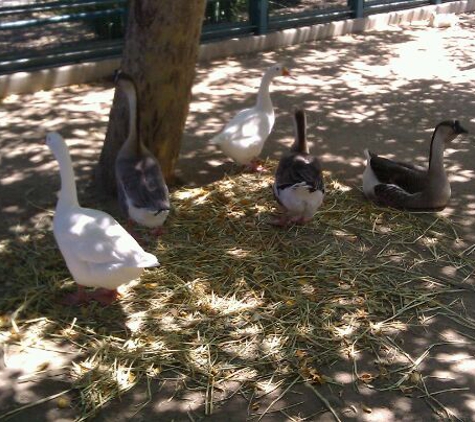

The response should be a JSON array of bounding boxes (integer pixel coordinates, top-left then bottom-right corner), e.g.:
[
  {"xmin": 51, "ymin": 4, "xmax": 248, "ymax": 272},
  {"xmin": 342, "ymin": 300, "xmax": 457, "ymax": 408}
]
[{"xmin": 136, "ymin": 252, "xmax": 160, "ymax": 268}]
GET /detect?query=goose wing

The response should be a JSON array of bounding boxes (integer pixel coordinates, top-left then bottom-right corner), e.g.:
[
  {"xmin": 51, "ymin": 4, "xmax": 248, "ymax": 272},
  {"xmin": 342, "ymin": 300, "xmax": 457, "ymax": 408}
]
[
  {"xmin": 373, "ymin": 184, "xmax": 447, "ymax": 212},
  {"xmin": 275, "ymin": 153, "xmax": 324, "ymax": 192},
  {"xmin": 60, "ymin": 209, "xmax": 158, "ymax": 267},
  {"xmin": 221, "ymin": 108, "xmax": 271, "ymax": 145},
  {"xmin": 117, "ymin": 154, "xmax": 170, "ymax": 212},
  {"xmin": 369, "ymin": 152, "xmax": 427, "ymax": 194}
]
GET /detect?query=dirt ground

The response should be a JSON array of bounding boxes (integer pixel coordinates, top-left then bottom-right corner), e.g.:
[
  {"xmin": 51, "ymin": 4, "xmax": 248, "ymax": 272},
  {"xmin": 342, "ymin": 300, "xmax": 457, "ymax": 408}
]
[{"xmin": 1, "ymin": 12, "xmax": 475, "ymax": 422}]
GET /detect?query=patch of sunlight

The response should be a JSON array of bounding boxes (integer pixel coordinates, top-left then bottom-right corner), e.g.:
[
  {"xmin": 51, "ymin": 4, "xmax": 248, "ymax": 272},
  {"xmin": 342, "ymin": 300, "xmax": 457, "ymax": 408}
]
[
  {"xmin": 332, "ymin": 323, "xmax": 359, "ymax": 340},
  {"xmin": 193, "ymin": 65, "xmax": 243, "ymax": 93},
  {"xmin": 72, "ymin": 357, "xmax": 96, "ymax": 376},
  {"xmin": 328, "ymin": 178, "xmax": 352, "ymax": 192},
  {"xmin": 434, "ymin": 350, "xmax": 473, "ymax": 368},
  {"xmin": 189, "ymin": 344, "xmax": 209, "ymax": 369},
  {"xmin": 125, "ymin": 311, "xmax": 146, "ymax": 333},
  {"xmin": 389, "ymin": 33, "xmax": 459, "ymax": 81},
  {"xmin": 226, "ymin": 248, "xmax": 250, "ymax": 258},
  {"xmin": 465, "ymin": 397, "xmax": 475, "ymax": 413},
  {"xmin": 201, "ymin": 292, "xmax": 261, "ymax": 315},
  {"xmin": 446, "ymin": 168, "xmax": 474, "ymax": 183},
  {"xmin": 231, "ymin": 323, "xmax": 262, "ymax": 338},
  {"xmin": 255, "ymin": 378, "xmax": 283, "ymax": 395},
  {"xmin": 262, "ymin": 334, "xmax": 286, "ymax": 358},
  {"xmin": 115, "ymin": 364, "xmax": 136, "ymax": 391},
  {"xmin": 432, "ymin": 369, "xmax": 455, "ymax": 380},
  {"xmin": 340, "ymin": 343, "xmax": 359, "ymax": 360},
  {"xmin": 365, "ymin": 407, "xmax": 396, "ymax": 421},
  {"xmin": 80, "ymin": 89, "xmax": 114, "ymax": 106},
  {"xmin": 333, "ymin": 371, "xmax": 352, "ymax": 384},
  {"xmin": 222, "ymin": 339, "xmax": 259, "ymax": 361},
  {"xmin": 440, "ymin": 329, "xmax": 472, "ymax": 343},
  {"xmin": 173, "ymin": 187, "xmax": 204, "ymax": 201}
]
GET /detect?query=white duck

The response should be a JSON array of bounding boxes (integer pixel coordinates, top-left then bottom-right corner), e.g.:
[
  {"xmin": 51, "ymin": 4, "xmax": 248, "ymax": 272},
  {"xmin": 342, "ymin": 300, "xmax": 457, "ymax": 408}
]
[
  {"xmin": 115, "ymin": 71, "xmax": 170, "ymax": 236},
  {"xmin": 362, "ymin": 120, "xmax": 468, "ymax": 211},
  {"xmin": 45, "ymin": 132, "xmax": 159, "ymax": 305},
  {"xmin": 210, "ymin": 63, "xmax": 291, "ymax": 172},
  {"xmin": 273, "ymin": 107, "xmax": 324, "ymax": 226}
]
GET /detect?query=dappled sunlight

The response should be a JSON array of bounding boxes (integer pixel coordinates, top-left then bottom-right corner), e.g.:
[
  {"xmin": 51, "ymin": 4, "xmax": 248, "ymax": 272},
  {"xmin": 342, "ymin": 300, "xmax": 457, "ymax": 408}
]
[{"xmin": 1, "ymin": 11, "xmax": 475, "ymax": 421}]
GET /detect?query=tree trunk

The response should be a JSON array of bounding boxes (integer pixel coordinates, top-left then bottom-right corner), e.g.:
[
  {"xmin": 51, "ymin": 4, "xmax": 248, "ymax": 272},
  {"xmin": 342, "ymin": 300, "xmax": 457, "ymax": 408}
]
[{"xmin": 96, "ymin": 0, "xmax": 207, "ymax": 195}]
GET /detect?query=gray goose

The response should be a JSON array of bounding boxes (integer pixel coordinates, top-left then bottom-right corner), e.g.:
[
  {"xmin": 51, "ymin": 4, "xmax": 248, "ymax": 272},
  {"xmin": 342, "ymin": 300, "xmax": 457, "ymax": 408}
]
[
  {"xmin": 362, "ymin": 119, "xmax": 468, "ymax": 211},
  {"xmin": 272, "ymin": 107, "xmax": 324, "ymax": 226},
  {"xmin": 115, "ymin": 71, "xmax": 170, "ymax": 235}
]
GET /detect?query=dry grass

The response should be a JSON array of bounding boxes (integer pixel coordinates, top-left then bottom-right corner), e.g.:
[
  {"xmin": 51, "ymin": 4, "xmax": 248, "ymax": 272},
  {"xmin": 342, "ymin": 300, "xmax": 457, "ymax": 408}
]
[{"xmin": 0, "ymin": 161, "xmax": 474, "ymax": 420}]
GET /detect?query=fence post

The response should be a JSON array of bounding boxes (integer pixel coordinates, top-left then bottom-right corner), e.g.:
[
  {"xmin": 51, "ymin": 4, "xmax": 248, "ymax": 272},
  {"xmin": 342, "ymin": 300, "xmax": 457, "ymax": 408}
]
[
  {"xmin": 348, "ymin": 0, "xmax": 364, "ymax": 19},
  {"xmin": 249, "ymin": 0, "xmax": 268, "ymax": 35}
]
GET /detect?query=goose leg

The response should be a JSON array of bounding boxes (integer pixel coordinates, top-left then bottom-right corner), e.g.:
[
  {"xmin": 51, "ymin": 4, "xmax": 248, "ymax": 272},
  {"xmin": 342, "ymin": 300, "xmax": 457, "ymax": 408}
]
[
  {"xmin": 90, "ymin": 288, "xmax": 119, "ymax": 305},
  {"xmin": 62, "ymin": 285, "xmax": 90, "ymax": 305},
  {"xmin": 244, "ymin": 159, "xmax": 267, "ymax": 173},
  {"xmin": 294, "ymin": 216, "xmax": 311, "ymax": 225},
  {"xmin": 270, "ymin": 215, "xmax": 291, "ymax": 227},
  {"xmin": 126, "ymin": 219, "xmax": 143, "ymax": 242},
  {"xmin": 151, "ymin": 226, "xmax": 166, "ymax": 237}
]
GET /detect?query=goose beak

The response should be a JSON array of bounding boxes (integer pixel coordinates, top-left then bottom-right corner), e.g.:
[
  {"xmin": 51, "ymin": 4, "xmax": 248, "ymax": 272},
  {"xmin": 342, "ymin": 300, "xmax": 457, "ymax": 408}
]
[{"xmin": 282, "ymin": 67, "xmax": 297, "ymax": 80}]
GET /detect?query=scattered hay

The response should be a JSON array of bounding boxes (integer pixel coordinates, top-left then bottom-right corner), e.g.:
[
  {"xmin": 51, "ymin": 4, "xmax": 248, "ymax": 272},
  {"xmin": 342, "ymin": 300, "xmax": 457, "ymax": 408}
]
[{"xmin": 0, "ymin": 162, "xmax": 474, "ymax": 420}]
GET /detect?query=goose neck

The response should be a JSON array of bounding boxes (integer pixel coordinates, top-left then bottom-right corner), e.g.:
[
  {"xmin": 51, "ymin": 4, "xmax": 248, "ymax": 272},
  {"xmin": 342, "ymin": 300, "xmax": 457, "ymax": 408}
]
[
  {"xmin": 54, "ymin": 144, "xmax": 79, "ymax": 209},
  {"xmin": 428, "ymin": 131, "xmax": 446, "ymax": 175},
  {"xmin": 119, "ymin": 81, "xmax": 140, "ymax": 155},
  {"xmin": 256, "ymin": 73, "xmax": 273, "ymax": 110},
  {"xmin": 291, "ymin": 110, "xmax": 308, "ymax": 154}
]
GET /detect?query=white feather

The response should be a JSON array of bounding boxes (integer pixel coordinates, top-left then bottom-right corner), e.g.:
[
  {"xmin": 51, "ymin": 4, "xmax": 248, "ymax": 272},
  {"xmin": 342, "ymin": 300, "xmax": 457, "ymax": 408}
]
[
  {"xmin": 210, "ymin": 64, "xmax": 289, "ymax": 166},
  {"xmin": 46, "ymin": 132, "xmax": 159, "ymax": 291},
  {"xmin": 362, "ymin": 149, "xmax": 379, "ymax": 200},
  {"xmin": 275, "ymin": 183, "xmax": 324, "ymax": 220}
]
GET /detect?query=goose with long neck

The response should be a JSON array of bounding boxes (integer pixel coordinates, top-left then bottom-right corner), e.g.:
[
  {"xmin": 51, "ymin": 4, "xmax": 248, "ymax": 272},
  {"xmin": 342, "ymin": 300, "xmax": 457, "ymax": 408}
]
[
  {"xmin": 210, "ymin": 63, "xmax": 291, "ymax": 172},
  {"xmin": 272, "ymin": 107, "xmax": 325, "ymax": 226},
  {"xmin": 115, "ymin": 71, "xmax": 170, "ymax": 235},
  {"xmin": 362, "ymin": 119, "xmax": 468, "ymax": 211},
  {"xmin": 45, "ymin": 132, "xmax": 159, "ymax": 305}
]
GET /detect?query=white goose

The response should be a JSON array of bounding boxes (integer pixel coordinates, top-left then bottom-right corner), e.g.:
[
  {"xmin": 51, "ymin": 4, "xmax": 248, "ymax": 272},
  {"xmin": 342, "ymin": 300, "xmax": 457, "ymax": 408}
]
[
  {"xmin": 115, "ymin": 71, "xmax": 170, "ymax": 236},
  {"xmin": 210, "ymin": 63, "xmax": 291, "ymax": 172},
  {"xmin": 46, "ymin": 132, "xmax": 159, "ymax": 305},
  {"xmin": 273, "ymin": 107, "xmax": 324, "ymax": 225},
  {"xmin": 362, "ymin": 120, "xmax": 468, "ymax": 211}
]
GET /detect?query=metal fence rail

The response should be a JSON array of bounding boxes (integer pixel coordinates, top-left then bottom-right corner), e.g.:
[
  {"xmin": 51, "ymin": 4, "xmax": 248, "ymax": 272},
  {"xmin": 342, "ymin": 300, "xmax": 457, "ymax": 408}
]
[{"xmin": 0, "ymin": 0, "xmax": 454, "ymax": 75}]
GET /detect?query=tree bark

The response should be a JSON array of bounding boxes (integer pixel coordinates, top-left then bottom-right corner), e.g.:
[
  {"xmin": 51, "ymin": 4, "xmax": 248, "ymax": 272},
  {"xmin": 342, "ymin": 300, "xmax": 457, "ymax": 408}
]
[{"xmin": 96, "ymin": 0, "xmax": 207, "ymax": 195}]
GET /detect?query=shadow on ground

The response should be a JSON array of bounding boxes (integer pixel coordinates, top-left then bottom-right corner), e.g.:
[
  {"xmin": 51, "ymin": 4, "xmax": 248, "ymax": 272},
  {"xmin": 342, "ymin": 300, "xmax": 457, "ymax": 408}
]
[{"xmin": 1, "ymin": 12, "xmax": 475, "ymax": 422}]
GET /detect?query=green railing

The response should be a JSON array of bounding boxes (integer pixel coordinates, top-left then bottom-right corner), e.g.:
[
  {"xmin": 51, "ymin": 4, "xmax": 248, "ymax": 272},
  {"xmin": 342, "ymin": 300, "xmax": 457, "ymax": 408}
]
[{"xmin": 0, "ymin": 0, "xmax": 452, "ymax": 75}]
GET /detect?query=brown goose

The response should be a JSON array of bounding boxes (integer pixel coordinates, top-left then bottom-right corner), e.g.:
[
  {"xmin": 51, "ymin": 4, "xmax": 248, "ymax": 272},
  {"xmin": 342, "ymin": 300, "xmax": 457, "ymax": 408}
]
[
  {"xmin": 115, "ymin": 71, "xmax": 170, "ymax": 235},
  {"xmin": 272, "ymin": 107, "xmax": 324, "ymax": 226},
  {"xmin": 362, "ymin": 119, "xmax": 468, "ymax": 211}
]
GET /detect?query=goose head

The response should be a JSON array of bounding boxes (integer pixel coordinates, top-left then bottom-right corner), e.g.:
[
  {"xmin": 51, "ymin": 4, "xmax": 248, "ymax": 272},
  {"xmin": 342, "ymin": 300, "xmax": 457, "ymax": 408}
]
[
  {"xmin": 435, "ymin": 119, "xmax": 468, "ymax": 144},
  {"xmin": 45, "ymin": 132, "xmax": 65, "ymax": 150},
  {"xmin": 114, "ymin": 69, "xmax": 135, "ymax": 91},
  {"xmin": 267, "ymin": 63, "xmax": 291, "ymax": 78}
]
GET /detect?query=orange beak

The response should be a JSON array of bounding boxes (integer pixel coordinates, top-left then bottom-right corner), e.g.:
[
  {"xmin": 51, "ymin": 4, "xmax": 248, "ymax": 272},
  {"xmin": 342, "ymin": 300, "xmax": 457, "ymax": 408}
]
[{"xmin": 282, "ymin": 67, "xmax": 291, "ymax": 77}]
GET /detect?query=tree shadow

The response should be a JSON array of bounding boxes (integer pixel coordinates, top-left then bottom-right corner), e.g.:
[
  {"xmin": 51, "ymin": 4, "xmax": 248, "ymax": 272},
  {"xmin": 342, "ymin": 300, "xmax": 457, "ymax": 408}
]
[{"xmin": 1, "ymin": 13, "xmax": 475, "ymax": 421}]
